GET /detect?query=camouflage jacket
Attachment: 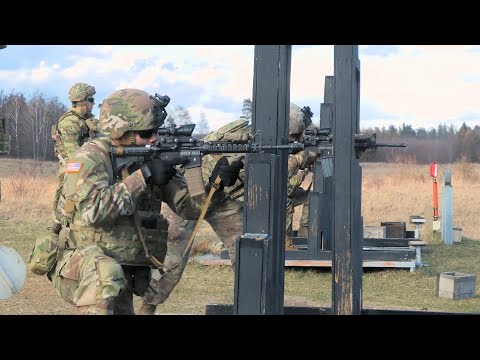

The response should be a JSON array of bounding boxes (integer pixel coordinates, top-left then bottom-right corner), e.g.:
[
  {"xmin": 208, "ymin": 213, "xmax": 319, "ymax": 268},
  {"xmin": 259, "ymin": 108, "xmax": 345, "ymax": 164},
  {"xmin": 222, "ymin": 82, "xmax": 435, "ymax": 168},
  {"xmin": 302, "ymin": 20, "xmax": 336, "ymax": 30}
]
[
  {"xmin": 200, "ymin": 119, "xmax": 317, "ymax": 202},
  {"xmin": 51, "ymin": 107, "xmax": 99, "ymax": 171},
  {"xmin": 58, "ymin": 137, "xmax": 204, "ymax": 266}
]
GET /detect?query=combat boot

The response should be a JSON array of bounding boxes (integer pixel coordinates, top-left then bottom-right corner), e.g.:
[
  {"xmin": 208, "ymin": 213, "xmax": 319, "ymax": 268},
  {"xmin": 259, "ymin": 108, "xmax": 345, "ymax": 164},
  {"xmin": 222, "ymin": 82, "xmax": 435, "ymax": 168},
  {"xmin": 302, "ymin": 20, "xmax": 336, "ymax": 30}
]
[
  {"xmin": 297, "ymin": 226, "xmax": 308, "ymax": 237},
  {"xmin": 192, "ymin": 239, "xmax": 212, "ymax": 255},
  {"xmin": 138, "ymin": 303, "xmax": 157, "ymax": 315},
  {"xmin": 285, "ymin": 235, "xmax": 296, "ymax": 251},
  {"xmin": 209, "ymin": 240, "xmax": 226, "ymax": 256}
]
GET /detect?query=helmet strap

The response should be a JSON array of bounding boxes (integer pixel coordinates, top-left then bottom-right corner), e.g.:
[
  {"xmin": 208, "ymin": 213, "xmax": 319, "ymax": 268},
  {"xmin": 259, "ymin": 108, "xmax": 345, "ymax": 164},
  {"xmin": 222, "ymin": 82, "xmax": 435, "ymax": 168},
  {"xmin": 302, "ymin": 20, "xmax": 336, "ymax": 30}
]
[{"xmin": 129, "ymin": 132, "xmax": 136, "ymax": 145}]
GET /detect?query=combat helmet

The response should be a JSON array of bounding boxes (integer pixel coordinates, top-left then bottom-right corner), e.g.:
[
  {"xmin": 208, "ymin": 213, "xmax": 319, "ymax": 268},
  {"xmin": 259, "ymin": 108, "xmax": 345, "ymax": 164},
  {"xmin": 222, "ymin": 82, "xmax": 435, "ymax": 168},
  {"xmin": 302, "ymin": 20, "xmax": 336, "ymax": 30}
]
[
  {"xmin": 289, "ymin": 102, "xmax": 306, "ymax": 136},
  {"xmin": 68, "ymin": 82, "xmax": 96, "ymax": 102},
  {"xmin": 99, "ymin": 88, "xmax": 165, "ymax": 139}
]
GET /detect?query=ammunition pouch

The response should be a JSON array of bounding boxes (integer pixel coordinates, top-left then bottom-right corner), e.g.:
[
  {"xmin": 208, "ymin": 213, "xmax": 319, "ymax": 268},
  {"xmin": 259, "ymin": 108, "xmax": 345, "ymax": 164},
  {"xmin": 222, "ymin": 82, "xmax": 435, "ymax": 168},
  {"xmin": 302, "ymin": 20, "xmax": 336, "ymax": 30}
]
[{"xmin": 27, "ymin": 231, "xmax": 60, "ymax": 276}]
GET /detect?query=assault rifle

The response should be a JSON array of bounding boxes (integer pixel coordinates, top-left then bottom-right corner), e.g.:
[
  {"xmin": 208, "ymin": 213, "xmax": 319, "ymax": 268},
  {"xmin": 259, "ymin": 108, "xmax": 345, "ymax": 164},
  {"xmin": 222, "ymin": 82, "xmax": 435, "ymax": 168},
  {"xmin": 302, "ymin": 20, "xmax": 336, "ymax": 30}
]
[
  {"xmin": 111, "ymin": 121, "xmax": 303, "ymax": 196},
  {"xmin": 301, "ymin": 127, "xmax": 407, "ymax": 159}
]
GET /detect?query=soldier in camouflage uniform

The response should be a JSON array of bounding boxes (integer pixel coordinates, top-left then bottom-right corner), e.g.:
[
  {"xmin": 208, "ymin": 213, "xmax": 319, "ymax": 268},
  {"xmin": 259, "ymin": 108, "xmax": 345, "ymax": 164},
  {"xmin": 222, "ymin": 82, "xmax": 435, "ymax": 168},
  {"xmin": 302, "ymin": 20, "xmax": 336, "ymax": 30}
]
[
  {"xmin": 138, "ymin": 102, "xmax": 316, "ymax": 314},
  {"xmin": 296, "ymin": 108, "xmax": 319, "ymax": 237},
  {"xmin": 51, "ymin": 88, "xmax": 240, "ymax": 315},
  {"xmin": 51, "ymin": 82, "xmax": 99, "ymax": 233}
]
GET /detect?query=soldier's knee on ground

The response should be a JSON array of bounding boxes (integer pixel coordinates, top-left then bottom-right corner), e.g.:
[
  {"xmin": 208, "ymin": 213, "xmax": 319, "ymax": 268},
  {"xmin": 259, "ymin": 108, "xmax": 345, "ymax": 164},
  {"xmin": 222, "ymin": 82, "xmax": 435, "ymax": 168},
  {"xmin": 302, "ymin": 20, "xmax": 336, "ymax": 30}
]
[
  {"xmin": 93, "ymin": 256, "xmax": 127, "ymax": 301},
  {"xmin": 76, "ymin": 253, "xmax": 126, "ymax": 315}
]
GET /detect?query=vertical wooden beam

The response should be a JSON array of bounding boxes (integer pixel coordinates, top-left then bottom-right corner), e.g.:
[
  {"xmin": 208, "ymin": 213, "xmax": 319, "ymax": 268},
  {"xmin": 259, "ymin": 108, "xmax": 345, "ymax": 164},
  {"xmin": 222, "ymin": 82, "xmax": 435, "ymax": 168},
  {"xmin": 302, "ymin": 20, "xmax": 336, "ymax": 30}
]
[
  {"xmin": 332, "ymin": 45, "xmax": 363, "ymax": 315},
  {"xmin": 233, "ymin": 45, "xmax": 291, "ymax": 314}
]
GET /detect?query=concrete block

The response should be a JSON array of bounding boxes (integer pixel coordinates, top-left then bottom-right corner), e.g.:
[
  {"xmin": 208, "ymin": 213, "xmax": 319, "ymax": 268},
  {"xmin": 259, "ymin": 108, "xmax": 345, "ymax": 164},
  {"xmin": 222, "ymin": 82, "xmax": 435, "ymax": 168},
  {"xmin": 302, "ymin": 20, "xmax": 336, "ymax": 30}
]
[
  {"xmin": 437, "ymin": 272, "xmax": 476, "ymax": 300},
  {"xmin": 453, "ymin": 227, "xmax": 463, "ymax": 243},
  {"xmin": 364, "ymin": 226, "xmax": 386, "ymax": 238}
]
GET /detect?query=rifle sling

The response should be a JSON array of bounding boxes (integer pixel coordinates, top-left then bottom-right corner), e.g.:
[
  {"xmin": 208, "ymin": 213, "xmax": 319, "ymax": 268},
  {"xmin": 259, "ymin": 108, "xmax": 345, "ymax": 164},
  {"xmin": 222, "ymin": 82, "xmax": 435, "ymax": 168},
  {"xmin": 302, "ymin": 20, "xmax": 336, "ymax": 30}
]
[{"xmin": 182, "ymin": 175, "xmax": 222, "ymax": 258}]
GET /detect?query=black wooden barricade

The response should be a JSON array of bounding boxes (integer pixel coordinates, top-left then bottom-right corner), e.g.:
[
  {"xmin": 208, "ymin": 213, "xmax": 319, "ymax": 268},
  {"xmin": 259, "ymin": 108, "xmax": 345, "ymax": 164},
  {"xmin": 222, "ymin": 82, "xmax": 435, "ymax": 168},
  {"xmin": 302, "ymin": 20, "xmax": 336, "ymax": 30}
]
[{"xmin": 232, "ymin": 45, "xmax": 291, "ymax": 315}]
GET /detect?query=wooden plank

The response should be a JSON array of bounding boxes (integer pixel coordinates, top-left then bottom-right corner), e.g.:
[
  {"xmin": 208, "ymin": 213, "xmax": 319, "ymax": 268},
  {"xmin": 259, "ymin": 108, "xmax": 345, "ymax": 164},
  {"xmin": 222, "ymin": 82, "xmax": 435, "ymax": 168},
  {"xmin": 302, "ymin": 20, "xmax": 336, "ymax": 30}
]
[{"xmin": 409, "ymin": 240, "xmax": 428, "ymax": 246}]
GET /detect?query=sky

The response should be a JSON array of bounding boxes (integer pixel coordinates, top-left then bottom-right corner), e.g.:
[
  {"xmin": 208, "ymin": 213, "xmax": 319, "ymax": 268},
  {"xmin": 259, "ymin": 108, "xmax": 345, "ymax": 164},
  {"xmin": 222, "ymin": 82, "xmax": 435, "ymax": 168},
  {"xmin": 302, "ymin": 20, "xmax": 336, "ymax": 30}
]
[{"xmin": 1, "ymin": 45, "xmax": 480, "ymax": 132}]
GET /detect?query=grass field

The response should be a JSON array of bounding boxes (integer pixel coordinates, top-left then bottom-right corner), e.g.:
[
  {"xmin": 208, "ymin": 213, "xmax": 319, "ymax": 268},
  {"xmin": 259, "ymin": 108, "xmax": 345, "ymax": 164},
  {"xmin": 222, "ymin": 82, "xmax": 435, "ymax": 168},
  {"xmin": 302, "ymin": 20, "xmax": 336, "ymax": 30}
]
[{"xmin": 1, "ymin": 158, "xmax": 479, "ymax": 314}]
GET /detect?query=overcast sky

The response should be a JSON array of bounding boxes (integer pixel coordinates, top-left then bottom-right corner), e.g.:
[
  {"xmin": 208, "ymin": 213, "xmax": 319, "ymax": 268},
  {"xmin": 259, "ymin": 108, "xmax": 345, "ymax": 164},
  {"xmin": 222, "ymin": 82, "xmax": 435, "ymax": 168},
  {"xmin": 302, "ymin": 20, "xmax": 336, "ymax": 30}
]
[{"xmin": 1, "ymin": 45, "xmax": 480, "ymax": 132}]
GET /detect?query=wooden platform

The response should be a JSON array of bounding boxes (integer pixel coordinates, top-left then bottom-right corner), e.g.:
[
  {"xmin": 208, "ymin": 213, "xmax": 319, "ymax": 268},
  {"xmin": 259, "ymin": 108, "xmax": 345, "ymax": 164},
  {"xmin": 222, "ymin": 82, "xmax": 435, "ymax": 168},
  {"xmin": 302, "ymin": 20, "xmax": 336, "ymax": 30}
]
[
  {"xmin": 192, "ymin": 236, "xmax": 427, "ymax": 271},
  {"xmin": 192, "ymin": 253, "xmax": 417, "ymax": 270}
]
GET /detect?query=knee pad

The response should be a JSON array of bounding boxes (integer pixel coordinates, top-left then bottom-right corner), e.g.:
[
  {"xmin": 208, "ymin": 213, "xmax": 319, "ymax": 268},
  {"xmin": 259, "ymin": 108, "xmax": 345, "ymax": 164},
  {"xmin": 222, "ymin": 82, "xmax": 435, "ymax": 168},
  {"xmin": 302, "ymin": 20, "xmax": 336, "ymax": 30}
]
[{"xmin": 94, "ymin": 257, "xmax": 127, "ymax": 301}]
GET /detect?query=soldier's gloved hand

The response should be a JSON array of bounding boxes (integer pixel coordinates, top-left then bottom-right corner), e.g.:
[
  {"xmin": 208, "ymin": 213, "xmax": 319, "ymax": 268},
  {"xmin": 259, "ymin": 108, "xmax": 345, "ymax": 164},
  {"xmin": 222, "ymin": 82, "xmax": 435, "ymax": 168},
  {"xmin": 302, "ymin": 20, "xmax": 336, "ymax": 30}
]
[
  {"xmin": 209, "ymin": 156, "xmax": 244, "ymax": 189},
  {"xmin": 141, "ymin": 158, "xmax": 177, "ymax": 186}
]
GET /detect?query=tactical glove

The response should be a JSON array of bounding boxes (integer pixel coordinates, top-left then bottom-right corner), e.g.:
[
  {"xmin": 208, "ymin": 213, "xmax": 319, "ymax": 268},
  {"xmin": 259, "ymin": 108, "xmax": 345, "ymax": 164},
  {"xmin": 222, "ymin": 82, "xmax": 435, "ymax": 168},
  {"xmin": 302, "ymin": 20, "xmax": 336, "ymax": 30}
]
[
  {"xmin": 141, "ymin": 158, "xmax": 177, "ymax": 186},
  {"xmin": 209, "ymin": 156, "xmax": 244, "ymax": 190}
]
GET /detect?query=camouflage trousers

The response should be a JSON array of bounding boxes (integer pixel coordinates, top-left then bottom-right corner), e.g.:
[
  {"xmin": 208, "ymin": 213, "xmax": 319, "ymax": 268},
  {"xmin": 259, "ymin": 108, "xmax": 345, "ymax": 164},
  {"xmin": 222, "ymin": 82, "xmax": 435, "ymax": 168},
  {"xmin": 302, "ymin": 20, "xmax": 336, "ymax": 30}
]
[
  {"xmin": 52, "ymin": 244, "xmax": 151, "ymax": 315},
  {"xmin": 299, "ymin": 197, "xmax": 309, "ymax": 229},
  {"xmin": 298, "ymin": 173, "xmax": 313, "ymax": 231},
  {"xmin": 286, "ymin": 185, "xmax": 310, "ymax": 244},
  {"xmin": 142, "ymin": 195, "xmax": 243, "ymax": 308}
]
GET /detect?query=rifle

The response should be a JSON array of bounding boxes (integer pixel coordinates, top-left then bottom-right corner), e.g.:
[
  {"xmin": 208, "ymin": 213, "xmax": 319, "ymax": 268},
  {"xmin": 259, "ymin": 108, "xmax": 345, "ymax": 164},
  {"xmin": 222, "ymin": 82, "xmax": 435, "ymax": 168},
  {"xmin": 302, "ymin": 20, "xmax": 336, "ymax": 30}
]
[
  {"xmin": 111, "ymin": 121, "xmax": 304, "ymax": 196},
  {"xmin": 301, "ymin": 128, "xmax": 407, "ymax": 159}
]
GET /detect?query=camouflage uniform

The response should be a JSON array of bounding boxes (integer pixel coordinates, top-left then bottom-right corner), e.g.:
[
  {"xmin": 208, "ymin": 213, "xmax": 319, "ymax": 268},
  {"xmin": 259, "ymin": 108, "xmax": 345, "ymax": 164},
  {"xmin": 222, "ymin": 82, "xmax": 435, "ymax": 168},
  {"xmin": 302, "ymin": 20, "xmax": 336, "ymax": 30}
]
[
  {"xmin": 139, "ymin": 103, "xmax": 313, "ymax": 314},
  {"xmin": 297, "ymin": 120, "xmax": 320, "ymax": 237},
  {"xmin": 284, "ymin": 104, "xmax": 319, "ymax": 248},
  {"xmin": 51, "ymin": 89, "xmax": 207, "ymax": 315},
  {"xmin": 51, "ymin": 82, "xmax": 99, "ymax": 227},
  {"xmin": 141, "ymin": 166, "xmax": 244, "ymax": 313}
]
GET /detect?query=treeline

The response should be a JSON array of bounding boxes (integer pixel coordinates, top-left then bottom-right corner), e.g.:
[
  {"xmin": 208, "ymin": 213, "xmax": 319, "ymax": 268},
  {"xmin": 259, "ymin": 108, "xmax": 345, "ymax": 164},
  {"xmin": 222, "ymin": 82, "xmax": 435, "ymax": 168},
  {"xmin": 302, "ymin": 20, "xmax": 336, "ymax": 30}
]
[
  {"xmin": 1, "ymin": 90, "xmax": 479, "ymax": 164},
  {"xmin": 241, "ymin": 98, "xmax": 480, "ymax": 164},
  {"xmin": 0, "ymin": 91, "xmax": 211, "ymax": 161},
  {"xmin": 362, "ymin": 123, "xmax": 480, "ymax": 164},
  {"xmin": 0, "ymin": 90, "xmax": 67, "ymax": 161}
]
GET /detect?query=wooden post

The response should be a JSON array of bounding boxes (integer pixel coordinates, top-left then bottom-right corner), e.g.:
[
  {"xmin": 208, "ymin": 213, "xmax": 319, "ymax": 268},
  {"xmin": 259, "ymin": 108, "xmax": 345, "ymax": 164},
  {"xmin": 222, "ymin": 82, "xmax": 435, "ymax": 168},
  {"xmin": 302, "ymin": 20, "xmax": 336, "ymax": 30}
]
[
  {"xmin": 233, "ymin": 45, "xmax": 291, "ymax": 315},
  {"xmin": 332, "ymin": 45, "xmax": 363, "ymax": 315}
]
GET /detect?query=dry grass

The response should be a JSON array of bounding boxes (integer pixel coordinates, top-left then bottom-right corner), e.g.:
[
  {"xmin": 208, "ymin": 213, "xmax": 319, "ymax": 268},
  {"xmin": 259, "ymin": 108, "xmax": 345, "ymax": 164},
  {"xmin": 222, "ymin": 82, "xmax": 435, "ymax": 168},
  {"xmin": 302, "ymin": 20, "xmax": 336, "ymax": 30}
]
[
  {"xmin": 360, "ymin": 162, "xmax": 480, "ymax": 239},
  {"xmin": 1, "ymin": 158, "xmax": 480, "ymax": 315},
  {"xmin": 0, "ymin": 159, "xmax": 57, "ymax": 224}
]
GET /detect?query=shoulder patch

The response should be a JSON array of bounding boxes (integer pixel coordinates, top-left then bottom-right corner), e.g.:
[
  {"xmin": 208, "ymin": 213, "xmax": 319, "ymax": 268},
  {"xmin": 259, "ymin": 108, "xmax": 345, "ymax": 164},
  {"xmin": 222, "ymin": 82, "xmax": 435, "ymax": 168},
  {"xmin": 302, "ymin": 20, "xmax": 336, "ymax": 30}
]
[{"xmin": 66, "ymin": 162, "xmax": 82, "ymax": 173}]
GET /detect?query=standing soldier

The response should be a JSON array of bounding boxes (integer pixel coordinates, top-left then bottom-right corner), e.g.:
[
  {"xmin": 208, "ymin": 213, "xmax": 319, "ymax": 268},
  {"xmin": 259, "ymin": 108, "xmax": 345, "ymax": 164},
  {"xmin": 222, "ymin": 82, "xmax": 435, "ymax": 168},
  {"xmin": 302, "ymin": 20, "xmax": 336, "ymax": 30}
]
[
  {"xmin": 284, "ymin": 105, "xmax": 318, "ymax": 249},
  {"xmin": 139, "ymin": 102, "xmax": 315, "ymax": 314},
  {"xmin": 50, "ymin": 82, "xmax": 99, "ymax": 233},
  {"xmin": 296, "ymin": 106, "xmax": 318, "ymax": 237}
]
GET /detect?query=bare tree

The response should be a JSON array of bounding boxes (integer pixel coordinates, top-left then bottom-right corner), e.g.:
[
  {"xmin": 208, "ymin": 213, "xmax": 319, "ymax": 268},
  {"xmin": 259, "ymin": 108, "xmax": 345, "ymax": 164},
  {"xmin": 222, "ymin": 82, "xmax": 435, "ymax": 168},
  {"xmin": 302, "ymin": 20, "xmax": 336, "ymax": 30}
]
[
  {"xmin": 24, "ymin": 91, "xmax": 50, "ymax": 160},
  {"xmin": 4, "ymin": 91, "xmax": 27, "ymax": 158}
]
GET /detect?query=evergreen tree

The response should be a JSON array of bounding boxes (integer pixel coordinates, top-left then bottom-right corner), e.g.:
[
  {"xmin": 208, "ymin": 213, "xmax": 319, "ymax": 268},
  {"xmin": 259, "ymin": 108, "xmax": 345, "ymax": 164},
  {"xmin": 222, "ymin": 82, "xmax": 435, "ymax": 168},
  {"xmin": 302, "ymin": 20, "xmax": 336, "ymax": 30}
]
[
  {"xmin": 195, "ymin": 111, "xmax": 210, "ymax": 136},
  {"xmin": 241, "ymin": 98, "xmax": 252, "ymax": 122}
]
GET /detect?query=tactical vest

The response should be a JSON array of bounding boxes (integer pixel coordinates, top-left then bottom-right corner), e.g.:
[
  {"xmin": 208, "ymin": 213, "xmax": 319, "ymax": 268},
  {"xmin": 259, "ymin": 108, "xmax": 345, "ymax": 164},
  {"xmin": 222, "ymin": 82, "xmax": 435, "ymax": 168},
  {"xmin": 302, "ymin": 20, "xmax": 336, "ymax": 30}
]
[
  {"xmin": 60, "ymin": 139, "xmax": 167, "ymax": 267},
  {"xmin": 51, "ymin": 110, "xmax": 99, "ymax": 165},
  {"xmin": 202, "ymin": 119, "xmax": 251, "ymax": 202}
]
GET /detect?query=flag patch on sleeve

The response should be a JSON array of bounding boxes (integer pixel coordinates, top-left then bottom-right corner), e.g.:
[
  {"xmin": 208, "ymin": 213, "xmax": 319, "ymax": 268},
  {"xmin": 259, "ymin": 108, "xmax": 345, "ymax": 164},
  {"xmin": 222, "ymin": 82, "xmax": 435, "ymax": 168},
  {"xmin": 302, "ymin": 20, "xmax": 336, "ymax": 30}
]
[{"xmin": 66, "ymin": 162, "xmax": 82, "ymax": 173}]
